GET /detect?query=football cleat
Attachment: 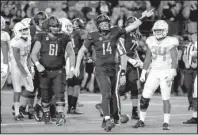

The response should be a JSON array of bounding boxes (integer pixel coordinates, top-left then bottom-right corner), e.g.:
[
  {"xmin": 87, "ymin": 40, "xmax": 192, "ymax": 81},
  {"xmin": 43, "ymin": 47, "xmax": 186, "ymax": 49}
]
[
  {"xmin": 43, "ymin": 112, "xmax": 52, "ymax": 124},
  {"xmin": 14, "ymin": 114, "xmax": 24, "ymax": 121},
  {"xmin": 12, "ymin": 105, "xmax": 28, "ymax": 117},
  {"xmin": 133, "ymin": 120, "xmax": 145, "ymax": 128},
  {"xmin": 132, "ymin": 110, "xmax": 140, "ymax": 120},
  {"xmin": 104, "ymin": 118, "xmax": 115, "ymax": 132},
  {"xmin": 163, "ymin": 123, "xmax": 170, "ymax": 130},
  {"xmin": 28, "ymin": 106, "xmax": 34, "ymax": 119},
  {"xmin": 95, "ymin": 103, "xmax": 104, "ymax": 117},
  {"xmin": 33, "ymin": 104, "xmax": 43, "ymax": 122},
  {"xmin": 183, "ymin": 117, "xmax": 197, "ymax": 124},
  {"xmin": 70, "ymin": 108, "xmax": 83, "ymax": 115},
  {"xmin": 114, "ymin": 119, "xmax": 120, "ymax": 125},
  {"xmin": 56, "ymin": 112, "xmax": 66, "ymax": 126},
  {"xmin": 188, "ymin": 105, "xmax": 193, "ymax": 111},
  {"xmin": 120, "ymin": 114, "xmax": 130, "ymax": 124}
]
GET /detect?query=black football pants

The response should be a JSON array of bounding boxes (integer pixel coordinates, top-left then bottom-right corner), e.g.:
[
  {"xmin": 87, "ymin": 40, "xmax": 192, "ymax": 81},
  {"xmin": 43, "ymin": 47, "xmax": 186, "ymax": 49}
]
[
  {"xmin": 95, "ymin": 65, "xmax": 121, "ymax": 120},
  {"xmin": 39, "ymin": 68, "xmax": 66, "ymax": 104}
]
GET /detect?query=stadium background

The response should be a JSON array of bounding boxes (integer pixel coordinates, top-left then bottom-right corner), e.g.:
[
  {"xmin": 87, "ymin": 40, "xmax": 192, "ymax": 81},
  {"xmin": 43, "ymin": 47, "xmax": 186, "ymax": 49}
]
[{"xmin": 1, "ymin": 0, "xmax": 197, "ymax": 95}]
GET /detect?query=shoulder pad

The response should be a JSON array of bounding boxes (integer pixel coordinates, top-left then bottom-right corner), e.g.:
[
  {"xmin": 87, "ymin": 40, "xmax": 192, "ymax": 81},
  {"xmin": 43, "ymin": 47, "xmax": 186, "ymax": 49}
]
[
  {"xmin": 167, "ymin": 36, "xmax": 179, "ymax": 49},
  {"xmin": 1, "ymin": 31, "xmax": 10, "ymax": 41},
  {"xmin": 146, "ymin": 36, "xmax": 155, "ymax": 45}
]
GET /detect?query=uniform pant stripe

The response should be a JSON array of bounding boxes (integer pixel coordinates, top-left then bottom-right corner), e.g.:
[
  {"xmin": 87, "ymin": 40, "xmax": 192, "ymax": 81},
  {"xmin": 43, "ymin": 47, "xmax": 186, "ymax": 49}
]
[{"xmin": 115, "ymin": 66, "xmax": 121, "ymax": 117}]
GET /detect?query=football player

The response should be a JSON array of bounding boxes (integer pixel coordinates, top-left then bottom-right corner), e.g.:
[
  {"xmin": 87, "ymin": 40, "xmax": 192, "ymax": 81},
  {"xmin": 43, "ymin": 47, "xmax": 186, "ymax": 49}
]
[
  {"xmin": 1, "ymin": 16, "xmax": 10, "ymax": 122},
  {"xmin": 31, "ymin": 16, "xmax": 75, "ymax": 126},
  {"xmin": 183, "ymin": 35, "xmax": 197, "ymax": 124},
  {"xmin": 133, "ymin": 20, "xmax": 179, "ymax": 130},
  {"xmin": 30, "ymin": 11, "xmax": 48, "ymax": 122},
  {"xmin": 119, "ymin": 16, "xmax": 143, "ymax": 120},
  {"xmin": 74, "ymin": 10, "xmax": 154, "ymax": 132},
  {"xmin": 1, "ymin": 16, "xmax": 10, "ymax": 89},
  {"xmin": 10, "ymin": 22, "xmax": 34, "ymax": 121},
  {"xmin": 66, "ymin": 18, "xmax": 87, "ymax": 114}
]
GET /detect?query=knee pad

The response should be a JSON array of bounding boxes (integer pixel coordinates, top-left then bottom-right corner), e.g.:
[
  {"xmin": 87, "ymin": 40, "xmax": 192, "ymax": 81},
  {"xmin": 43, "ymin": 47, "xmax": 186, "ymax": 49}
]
[
  {"xmin": 56, "ymin": 100, "xmax": 65, "ymax": 107},
  {"xmin": 192, "ymin": 98, "xmax": 197, "ymax": 111},
  {"xmin": 119, "ymin": 85, "xmax": 126, "ymax": 96},
  {"xmin": 21, "ymin": 90, "xmax": 35, "ymax": 98},
  {"xmin": 41, "ymin": 101, "xmax": 50, "ymax": 108},
  {"xmin": 140, "ymin": 96, "xmax": 150, "ymax": 110}
]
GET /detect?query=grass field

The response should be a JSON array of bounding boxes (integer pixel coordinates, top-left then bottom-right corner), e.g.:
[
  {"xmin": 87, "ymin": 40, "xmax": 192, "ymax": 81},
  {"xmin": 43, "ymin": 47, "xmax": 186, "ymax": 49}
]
[{"xmin": 1, "ymin": 90, "xmax": 197, "ymax": 134}]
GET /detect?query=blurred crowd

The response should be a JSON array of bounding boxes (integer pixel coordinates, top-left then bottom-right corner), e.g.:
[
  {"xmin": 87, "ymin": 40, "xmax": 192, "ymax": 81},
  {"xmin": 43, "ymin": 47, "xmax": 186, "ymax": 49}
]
[{"xmin": 1, "ymin": 0, "xmax": 197, "ymax": 96}]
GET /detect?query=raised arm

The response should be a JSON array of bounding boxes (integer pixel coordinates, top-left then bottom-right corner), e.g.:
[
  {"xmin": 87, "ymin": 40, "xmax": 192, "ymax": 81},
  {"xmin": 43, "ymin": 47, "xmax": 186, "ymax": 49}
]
[{"xmin": 125, "ymin": 9, "xmax": 154, "ymax": 33}]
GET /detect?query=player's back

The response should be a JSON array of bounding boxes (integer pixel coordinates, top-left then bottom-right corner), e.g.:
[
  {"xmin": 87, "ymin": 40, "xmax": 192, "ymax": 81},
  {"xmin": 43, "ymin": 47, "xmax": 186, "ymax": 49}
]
[
  {"xmin": 146, "ymin": 36, "xmax": 179, "ymax": 70},
  {"xmin": 10, "ymin": 36, "xmax": 31, "ymax": 65}
]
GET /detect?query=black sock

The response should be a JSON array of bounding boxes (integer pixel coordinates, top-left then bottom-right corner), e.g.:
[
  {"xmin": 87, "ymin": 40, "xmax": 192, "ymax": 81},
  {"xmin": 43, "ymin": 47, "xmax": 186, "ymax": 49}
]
[
  {"xmin": 68, "ymin": 95, "xmax": 72, "ymax": 111},
  {"xmin": 71, "ymin": 96, "xmax": 78, "ymax": 110},
  {"xmin": 132, "ymin": 106, "xmax": 138, "ymax": 112}
]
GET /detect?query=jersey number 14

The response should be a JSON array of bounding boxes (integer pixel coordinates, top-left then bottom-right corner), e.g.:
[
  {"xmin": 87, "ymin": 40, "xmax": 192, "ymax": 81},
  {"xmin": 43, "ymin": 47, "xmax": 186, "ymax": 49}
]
[
  {"xmin": 102, "ymin": 42, "xmax": 112, "ymax": 55},
  {"xmin": 49, "ymin": 43, "xmax": 58, "ymax": 56}
]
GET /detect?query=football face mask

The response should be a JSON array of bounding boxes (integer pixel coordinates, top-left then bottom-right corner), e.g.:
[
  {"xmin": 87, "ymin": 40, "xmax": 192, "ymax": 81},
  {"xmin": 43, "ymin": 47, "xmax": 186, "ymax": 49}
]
[
  {"xmin": 98, "ymin": 21, "xmax": 110, "ymax": 31},
  {"xmin": 152, "ymin": 20, "xmax": 168, "ymax": 40}
]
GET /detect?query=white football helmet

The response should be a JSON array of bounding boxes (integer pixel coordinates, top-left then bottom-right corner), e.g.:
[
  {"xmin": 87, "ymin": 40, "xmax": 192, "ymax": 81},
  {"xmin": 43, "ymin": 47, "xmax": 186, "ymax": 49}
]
[
  {"xmin": 1, "ymin": 16, "xmax": 5, "ymax": 30},
  {"xmin": 59, "ymin": 18, "xmax": 73, "ymax": 35},
  {"xmin": 21, "ymin": 18, "xmax": 31, "ymax": 26},
  {"xmin": 13, "ymin": 22, "xmax": 30, "ymax": 39},
  {"xmin": 152, "ymin": 20, "xmax": 168, "ymax": 40}
]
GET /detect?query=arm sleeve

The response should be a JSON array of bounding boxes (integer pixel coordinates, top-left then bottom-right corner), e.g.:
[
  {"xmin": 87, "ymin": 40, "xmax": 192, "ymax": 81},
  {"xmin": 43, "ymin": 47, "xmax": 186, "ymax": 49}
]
[
  {"xmin": 84, "ymin": 33, "xmax": 94, "ymax": 49},
  {"xmin": 114, "ymin": 26, "xmax": 127, "ymax": 38}
]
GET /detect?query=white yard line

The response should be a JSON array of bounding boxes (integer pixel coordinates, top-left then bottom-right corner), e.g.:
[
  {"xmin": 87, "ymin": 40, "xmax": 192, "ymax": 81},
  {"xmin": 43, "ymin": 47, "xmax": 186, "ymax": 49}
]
[{"xmin": 1, "ymin": 114, "xmax": 192, "ymax": 127}]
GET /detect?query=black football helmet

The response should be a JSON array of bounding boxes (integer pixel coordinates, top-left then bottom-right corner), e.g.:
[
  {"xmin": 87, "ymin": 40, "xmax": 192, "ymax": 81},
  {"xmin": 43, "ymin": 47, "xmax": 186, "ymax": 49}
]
[
  {"xmin": 125, "ymin": 16, "xmax": 142, "ymax": 39},
  {"xmin": 124, "ymin": 16, "xmax": 137, "ymax": 27},
  {"xmin": 72, "ymin": 18, "xmax": 85, "ymax": 30},
  {"xmin": 33, "ymin": 11, "xmax": 48, "ymax": 26},
  {"xmin": 42, "ymin": 16, "xmax": 62, "ymax": 36},
  {"xmin": 95, "ymin": 14, "xmax": 111, "ymax": 32}
]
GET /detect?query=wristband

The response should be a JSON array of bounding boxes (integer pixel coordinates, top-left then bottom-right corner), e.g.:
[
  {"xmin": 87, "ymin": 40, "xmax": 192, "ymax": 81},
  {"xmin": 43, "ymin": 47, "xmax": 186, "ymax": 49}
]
[
  {"xmin": 35, "ymin": 61, "xmax": 40, "ymax": 66},
  {"xmin": 141, "ymin": 69, "xmax": 147, "ymax": 75},
  {"xmin": 120, "ymin": 70, "xmax": 126, "ymax": 76}
]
